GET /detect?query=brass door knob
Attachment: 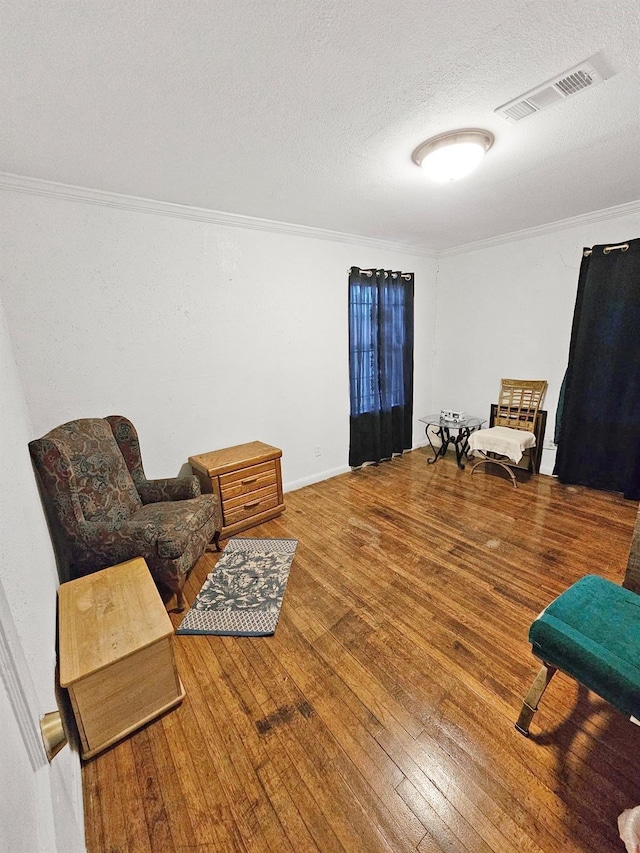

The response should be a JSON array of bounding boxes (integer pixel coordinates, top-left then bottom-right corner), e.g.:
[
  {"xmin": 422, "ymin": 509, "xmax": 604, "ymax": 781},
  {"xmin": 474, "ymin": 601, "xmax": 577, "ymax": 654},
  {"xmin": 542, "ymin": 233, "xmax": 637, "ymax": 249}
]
[{"xmin": 40, "ymin": 711, "xmax": 67, "ymax": 761}]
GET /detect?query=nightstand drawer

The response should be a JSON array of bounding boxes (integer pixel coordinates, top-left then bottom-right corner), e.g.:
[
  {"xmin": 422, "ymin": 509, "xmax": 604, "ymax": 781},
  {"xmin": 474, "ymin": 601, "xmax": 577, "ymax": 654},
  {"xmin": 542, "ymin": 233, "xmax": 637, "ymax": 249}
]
[
  {"xmin": 223, "ymin": 482, "xmax": 278, "ymax": 512},
  {"xmin": 224, "ymin": 491, "xmax": 281, "ymax": 526},
  {"xmin": 220, "ymin": 460, "xmax": 277, "ymax": 499}
]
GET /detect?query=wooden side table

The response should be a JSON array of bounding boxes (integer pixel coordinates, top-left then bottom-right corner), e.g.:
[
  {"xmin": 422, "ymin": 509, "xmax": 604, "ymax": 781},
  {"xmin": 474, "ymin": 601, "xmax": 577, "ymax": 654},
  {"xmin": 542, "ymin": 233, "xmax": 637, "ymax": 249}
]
[
  {"xmin": 189, "ymin": 440, "xmax": 285, "ymax": 539},
  {"xmin": 58, "ymin": 558, "xmax": 185, "ymax": 759}
]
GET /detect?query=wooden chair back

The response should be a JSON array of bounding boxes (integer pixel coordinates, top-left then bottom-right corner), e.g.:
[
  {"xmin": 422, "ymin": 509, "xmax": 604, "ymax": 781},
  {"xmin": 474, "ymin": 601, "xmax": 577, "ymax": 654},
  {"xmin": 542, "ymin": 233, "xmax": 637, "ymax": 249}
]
[{"xmin": 494, "ymin": 379, "xmax": 548, "ymax": 432}]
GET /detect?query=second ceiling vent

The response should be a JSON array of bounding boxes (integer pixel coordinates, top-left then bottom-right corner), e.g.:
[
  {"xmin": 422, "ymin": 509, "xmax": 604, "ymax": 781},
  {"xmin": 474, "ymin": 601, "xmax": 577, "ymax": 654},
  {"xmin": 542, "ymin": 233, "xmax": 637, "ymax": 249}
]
[{"xmin": 495, "ymin": 55, "xmax": 614, "ymax": 124}]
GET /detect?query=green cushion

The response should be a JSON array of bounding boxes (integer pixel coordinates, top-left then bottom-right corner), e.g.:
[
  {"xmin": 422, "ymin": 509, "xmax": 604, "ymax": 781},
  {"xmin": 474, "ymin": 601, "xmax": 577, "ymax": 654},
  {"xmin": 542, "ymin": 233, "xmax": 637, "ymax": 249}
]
[{"xmin": 529, "ymin": 575, "xmax": 640, "ymax": 719}]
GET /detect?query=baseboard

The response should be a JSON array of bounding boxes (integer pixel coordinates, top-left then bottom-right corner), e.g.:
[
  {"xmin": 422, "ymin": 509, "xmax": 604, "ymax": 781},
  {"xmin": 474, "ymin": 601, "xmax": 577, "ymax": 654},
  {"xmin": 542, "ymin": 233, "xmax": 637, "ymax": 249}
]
[
  {"xmin": 284, "ymin": 464, "xmax": 351, "ymax": 493},
  {"xmin": 283, "ymin": 443, "xmax": 556, "ymax": 493},
  {"xmin": 284, "ymin": 444, "xmax": 430, "ymax": 493}
]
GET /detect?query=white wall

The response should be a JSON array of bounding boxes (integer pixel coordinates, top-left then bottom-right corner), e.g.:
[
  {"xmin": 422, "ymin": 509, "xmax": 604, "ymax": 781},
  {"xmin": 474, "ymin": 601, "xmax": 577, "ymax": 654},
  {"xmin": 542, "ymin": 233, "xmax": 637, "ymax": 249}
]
[
  {"xmin": 1, "ymin": 189, "xmax": 437, "ymax": 490},
  {"xmin": 2, "ymin": 184, "xmax": 638, "ymax": 488},
  {"xmin": 0, "ymin": 293, "xmax": 85, "ymax": 852},
  {"xmin": 0, "ymin": 294, "xmax": 58, "ymax": 701},
  {"xmin": 433, "ymin": 212, "xmax": 640, "ymax": 473}
]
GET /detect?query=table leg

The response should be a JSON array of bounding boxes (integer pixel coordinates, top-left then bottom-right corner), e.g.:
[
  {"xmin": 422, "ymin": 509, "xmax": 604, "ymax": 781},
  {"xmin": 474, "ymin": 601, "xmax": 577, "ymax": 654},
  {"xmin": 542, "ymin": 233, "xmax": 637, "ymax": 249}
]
[
  {"xmin": 426, "ymin": 426, "xmax": 450, "ymax": 464},
  {"xmin": 462, "ymin": 424, "xmax": 482, "ymax": 461},
  {"xmin": 453, "ymin": 428, "xmax": 470, "ymax": 469}
]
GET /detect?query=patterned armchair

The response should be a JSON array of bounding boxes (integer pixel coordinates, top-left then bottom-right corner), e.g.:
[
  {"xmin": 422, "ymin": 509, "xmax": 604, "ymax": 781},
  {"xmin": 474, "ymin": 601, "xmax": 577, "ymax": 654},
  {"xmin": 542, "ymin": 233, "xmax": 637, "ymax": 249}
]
[{"xmin": 29, "ymin": 416, "xmax": 221, "ymax": 611}]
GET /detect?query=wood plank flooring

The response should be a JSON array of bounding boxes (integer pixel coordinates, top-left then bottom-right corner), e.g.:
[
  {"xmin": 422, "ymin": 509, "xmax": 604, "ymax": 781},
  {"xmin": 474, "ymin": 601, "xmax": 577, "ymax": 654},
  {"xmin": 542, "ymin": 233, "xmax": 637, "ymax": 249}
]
[{"xmin": 83, "ymin": 449, "xmax": 640, "ymax": 852}]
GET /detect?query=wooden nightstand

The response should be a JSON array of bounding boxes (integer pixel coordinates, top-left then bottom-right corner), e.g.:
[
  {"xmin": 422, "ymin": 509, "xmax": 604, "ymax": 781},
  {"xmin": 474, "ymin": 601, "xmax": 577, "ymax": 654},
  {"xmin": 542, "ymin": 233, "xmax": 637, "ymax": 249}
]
[
  {"xmin": 58, "ymin": 558, "xmax": 185, "ymax": 759},
  {"xmin": 189, "ymin": 441, "xmax": 285, "ymax": 539}
]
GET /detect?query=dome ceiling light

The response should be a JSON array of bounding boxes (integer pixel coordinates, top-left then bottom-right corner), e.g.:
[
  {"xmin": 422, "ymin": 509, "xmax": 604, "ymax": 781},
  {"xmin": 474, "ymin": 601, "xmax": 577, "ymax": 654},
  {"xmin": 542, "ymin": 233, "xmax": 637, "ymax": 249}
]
[{"xmin": 412, "ymin": 129, "xmax": 494, "ymax": 183}]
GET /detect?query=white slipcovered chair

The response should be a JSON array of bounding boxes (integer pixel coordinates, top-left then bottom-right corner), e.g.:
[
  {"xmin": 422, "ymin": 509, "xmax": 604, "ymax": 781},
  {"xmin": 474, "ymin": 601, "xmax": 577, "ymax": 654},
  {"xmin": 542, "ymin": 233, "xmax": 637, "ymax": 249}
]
[{"xmin": 468, "ymin": 379, "xmax": 548, "ymax": 488}]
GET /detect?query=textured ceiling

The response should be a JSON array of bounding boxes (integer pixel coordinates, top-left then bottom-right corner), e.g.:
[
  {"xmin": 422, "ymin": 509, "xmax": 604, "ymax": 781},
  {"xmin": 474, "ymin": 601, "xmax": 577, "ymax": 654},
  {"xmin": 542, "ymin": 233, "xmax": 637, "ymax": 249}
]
[{"xmin": 2, "ymin": 0, "xmax": 640, "ymax": 251}]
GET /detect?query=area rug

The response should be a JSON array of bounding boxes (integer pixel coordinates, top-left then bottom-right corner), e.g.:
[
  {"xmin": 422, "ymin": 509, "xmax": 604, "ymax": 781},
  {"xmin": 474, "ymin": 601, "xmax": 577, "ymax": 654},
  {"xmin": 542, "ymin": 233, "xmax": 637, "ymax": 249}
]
[{"xmin": 176, "ymin": 538, "xmax": 298, "ymax": 636}]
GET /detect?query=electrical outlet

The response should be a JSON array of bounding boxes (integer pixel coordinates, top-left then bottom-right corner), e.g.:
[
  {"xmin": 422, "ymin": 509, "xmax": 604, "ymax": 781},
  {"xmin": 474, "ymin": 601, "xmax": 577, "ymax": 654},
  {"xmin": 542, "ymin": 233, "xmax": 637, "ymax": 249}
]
[{"xmin": 315, "ymin": 445, "xmax": 321, "ymax": 457}]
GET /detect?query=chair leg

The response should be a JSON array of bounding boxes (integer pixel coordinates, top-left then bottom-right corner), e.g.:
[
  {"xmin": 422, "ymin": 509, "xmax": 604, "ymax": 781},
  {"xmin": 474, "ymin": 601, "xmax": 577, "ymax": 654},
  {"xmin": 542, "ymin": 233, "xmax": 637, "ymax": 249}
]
[
  {"xmin": 470, "ymin": 454, "xmax": 518, "ymax": 488},
  {"xmin": 171, "ymin": 575, "xmax": 188, "ymax": 613},
  {"xmin": 205, "ymin": 530, "xmax": 222, "ymax": 552},
  {"xmin": 515, "ymin": 663, "xmax": 557, "ymax": 736}
]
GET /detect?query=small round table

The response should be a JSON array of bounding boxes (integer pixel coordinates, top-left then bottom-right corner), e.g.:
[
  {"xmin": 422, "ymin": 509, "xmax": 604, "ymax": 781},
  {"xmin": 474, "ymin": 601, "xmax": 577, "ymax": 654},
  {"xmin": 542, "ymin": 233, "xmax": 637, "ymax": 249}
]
[{"xmin": 419, "ymin": 414, "xmax": 486, "ymax": 470}]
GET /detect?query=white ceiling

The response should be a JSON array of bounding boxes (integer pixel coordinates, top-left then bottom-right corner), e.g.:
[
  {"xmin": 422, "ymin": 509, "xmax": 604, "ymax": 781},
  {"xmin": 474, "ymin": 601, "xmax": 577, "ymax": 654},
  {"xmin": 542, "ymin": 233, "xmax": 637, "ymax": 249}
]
[{"xmin": 2, "ymin": 0, "xmax": 640, "ymax": 251}]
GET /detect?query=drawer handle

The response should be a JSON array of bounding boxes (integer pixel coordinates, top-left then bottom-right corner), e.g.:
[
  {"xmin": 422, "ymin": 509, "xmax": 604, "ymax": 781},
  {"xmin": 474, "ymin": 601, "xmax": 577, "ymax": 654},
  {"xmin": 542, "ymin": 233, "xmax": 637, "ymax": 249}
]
[
  {"xmin": 241, "ymin": 476, "xmax": 258, "ymax": 485},
  {"xmin": 243, "ymin": 500, "xmax": 260, "ymax": 509}
]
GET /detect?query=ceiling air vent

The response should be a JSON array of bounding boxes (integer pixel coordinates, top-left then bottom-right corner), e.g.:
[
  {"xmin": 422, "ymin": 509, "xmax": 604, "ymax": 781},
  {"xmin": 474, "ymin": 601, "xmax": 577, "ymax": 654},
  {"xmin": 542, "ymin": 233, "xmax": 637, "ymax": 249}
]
[{"xmin": 495, "ymin": 55, "xmax": 614, "ymax": 124}]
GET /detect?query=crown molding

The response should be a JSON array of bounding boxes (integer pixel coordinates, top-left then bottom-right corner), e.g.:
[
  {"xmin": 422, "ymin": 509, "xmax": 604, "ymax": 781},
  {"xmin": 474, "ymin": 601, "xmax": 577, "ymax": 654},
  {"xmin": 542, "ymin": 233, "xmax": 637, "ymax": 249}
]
[
  {"xmin": 4, "ymin": 171, "xmax": 636, "ymax": 259},
  {"xmin": 439, "ymin": 198, "xmax": 640, "ymax": 257},
  {"xmin": 0, "ymin": 172, "xmax": 437, "ymax": 258}
]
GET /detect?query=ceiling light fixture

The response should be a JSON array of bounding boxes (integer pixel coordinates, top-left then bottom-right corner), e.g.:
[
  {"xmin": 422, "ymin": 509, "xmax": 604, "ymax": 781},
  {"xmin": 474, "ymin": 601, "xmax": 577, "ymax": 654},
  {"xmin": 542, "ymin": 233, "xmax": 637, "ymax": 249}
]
[{"xmin": 412, "ymin": 129, "xmax": 494, "ymax": 183}]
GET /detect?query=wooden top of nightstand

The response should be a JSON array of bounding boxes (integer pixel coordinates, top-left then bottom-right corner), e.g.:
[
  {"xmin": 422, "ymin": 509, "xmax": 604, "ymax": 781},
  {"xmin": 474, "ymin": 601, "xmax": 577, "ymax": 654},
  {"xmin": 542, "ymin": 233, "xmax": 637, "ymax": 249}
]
[
  {"xmin": 58, "ymin": 558, "xmax": 174, "ymax": 686},
  {"xmin": 189, "ymin": 441, "xmax": 282, "ymax": 477}
]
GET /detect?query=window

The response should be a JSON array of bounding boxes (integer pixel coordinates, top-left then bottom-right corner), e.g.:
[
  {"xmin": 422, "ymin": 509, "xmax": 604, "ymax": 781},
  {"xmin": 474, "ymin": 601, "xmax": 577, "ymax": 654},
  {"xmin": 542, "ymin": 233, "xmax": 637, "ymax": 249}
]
[{"xmin": 348, "ymin": 267, "xmax": 414, "ymax": 467}]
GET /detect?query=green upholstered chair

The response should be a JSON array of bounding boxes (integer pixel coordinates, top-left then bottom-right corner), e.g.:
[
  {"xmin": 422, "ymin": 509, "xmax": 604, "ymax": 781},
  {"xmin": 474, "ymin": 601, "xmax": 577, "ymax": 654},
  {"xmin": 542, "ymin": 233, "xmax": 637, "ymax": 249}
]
[{"xmin": 515, "ymin": 574, "xmax": 640, "ymax": 735}]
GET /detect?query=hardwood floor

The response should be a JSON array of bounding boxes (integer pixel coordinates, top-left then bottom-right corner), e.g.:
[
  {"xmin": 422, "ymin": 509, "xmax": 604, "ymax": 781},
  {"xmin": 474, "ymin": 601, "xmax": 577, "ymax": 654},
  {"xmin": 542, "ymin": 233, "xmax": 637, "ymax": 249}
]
[{"xmin": 83, "ymin": 449, "xmax": 640, "ymax": 852}]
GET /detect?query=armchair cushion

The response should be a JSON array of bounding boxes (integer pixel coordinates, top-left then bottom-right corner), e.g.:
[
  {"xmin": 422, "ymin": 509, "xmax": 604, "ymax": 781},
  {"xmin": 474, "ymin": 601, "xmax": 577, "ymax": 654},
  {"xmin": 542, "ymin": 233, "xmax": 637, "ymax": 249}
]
[
  {"xmin": 135, "ymin": 496, "xmax": 218, "ymax": 559},
  {"xmin": 72, "ymin": 495, "xmax": 218, "ymax": 561}
]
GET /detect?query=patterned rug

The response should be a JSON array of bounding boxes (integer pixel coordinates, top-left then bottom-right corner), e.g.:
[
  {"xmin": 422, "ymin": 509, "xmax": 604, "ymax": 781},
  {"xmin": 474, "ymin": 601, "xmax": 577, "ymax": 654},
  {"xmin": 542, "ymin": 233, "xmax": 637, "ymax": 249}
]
[{"xmin": 176, "ymin": 538, "xmax": 298, "ymax": 636}]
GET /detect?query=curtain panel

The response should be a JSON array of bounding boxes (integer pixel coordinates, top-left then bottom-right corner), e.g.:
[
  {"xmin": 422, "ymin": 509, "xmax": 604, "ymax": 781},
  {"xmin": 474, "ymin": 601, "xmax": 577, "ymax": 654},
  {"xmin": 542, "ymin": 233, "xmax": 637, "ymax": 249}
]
[
  {"xmin": 554, "ymin": 237, "xmax": 640, "ymax": 499},
  {"xmin": 348, "ymin": 267, "xmax": 414, "ymax": 468}
]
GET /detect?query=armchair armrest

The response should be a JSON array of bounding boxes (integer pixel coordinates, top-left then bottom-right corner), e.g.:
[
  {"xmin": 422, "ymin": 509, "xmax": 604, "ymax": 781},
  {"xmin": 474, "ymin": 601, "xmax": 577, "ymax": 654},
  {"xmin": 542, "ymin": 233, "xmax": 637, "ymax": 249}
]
[{"xmin": 136, "ymin": 476, "xmax": 201, "ymax": 504}]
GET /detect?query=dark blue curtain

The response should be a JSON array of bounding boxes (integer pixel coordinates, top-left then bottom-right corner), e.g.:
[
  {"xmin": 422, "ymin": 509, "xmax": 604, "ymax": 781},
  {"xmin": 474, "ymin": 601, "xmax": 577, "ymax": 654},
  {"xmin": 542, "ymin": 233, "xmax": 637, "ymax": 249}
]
[
  {"xmin": 348, "ymin": 267, "xmax": 414, "ymax": 467},
  {"xmin": 554, "ymin": 237, "xmax": 640, "ymax": 499}
]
